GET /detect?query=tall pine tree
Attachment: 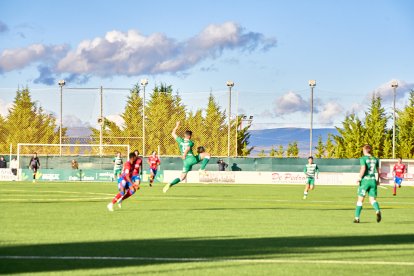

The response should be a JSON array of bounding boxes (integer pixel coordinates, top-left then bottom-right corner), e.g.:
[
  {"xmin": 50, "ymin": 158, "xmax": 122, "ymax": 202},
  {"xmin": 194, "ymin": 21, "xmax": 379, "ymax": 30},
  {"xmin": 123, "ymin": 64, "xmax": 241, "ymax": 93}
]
[
  {"xmin": 363, "ymin": 95, "xmax": 388, "ymax": 157},
  {"xmin": 396, "ymin": 90, "xmax": 414, "ymax": 158}
]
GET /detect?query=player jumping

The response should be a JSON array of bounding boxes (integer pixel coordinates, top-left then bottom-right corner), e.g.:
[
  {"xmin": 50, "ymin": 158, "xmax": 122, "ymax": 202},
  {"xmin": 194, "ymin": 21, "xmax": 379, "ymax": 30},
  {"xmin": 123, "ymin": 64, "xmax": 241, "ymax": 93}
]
[
  {"xmin": 163, "ymin": 121, "xmax": 210, "ymax": 193},
  {"xmin": 303, "ymin": 156, "xmax": 319, "ymax": 199},
  {"xmin": 354, "ymin": 144, "xmax": 382, "ymax": 223},
  {"xmin": 148, "ymin": 151, "xmax": 161, "ymax": 187},
  {"xmin": 107, "ymin": 152, "xmax": 137, "ymax": 212},
  {"xmin": 392, "ymin": 157, "xmax": 406, "ymax": 196}
]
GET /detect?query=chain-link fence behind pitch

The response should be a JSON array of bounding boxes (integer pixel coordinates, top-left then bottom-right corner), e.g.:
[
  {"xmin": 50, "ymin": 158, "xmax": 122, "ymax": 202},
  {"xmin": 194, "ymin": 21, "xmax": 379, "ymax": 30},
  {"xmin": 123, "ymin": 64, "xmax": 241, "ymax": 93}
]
[{"xmin": 0, "ymin": 86, "xmax": 239, "ymax": 157}]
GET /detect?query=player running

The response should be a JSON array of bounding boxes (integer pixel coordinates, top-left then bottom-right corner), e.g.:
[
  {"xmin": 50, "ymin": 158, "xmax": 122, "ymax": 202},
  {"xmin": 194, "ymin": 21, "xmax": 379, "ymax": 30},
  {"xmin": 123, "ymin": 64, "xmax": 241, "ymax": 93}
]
[
  {"xmin": 392, "ymin": 157, "xmax": 406, "ymax": 196},
  {"xmin": 28, "ymin": 152, "xmax": 40, "ymax": 183},
  {"xmin": 112, "ymin": 152, "xmax": 123, "ymax": 181},
  {"xmin": 117, "ymin": 151, "xmax": 143, "ymax": 208},
  {"xmin": 303, "ymin": 156, "xmax": 319, "ymax": 199},
  {"xmin": 354, "ymin": 144, "xmax": 382, "ymax": 223},
  {"xmin": 163, "ymin": 121, "xmax": 210, "ymax": 193},
  {"xmin": 107, "ymin": 152, "xmax": 136, "ymax": 211},
  {"xmin": 148, "ymin": 151, "xmax": 161, "ymax": 187}
]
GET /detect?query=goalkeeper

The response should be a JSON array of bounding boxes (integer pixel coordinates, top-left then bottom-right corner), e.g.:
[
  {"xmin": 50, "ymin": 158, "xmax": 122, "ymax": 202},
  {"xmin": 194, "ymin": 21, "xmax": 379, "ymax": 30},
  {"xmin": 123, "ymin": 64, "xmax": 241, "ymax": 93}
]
[{"xmin": 163, "ymin": 121, "xmax": 210, "ymax": 193}]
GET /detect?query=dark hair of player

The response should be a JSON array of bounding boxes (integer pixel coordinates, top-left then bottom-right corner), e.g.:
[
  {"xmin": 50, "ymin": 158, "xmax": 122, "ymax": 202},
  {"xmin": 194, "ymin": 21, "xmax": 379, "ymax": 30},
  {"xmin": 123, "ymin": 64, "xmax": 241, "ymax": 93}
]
[
  {"xmin": 129, "ymin": 152, "xmax": 136, "ymax": 159},
  {"xmin": 398, "ymin": 157, "xmax": 402, "ymax": 160},
  {"xmin": 197, "ymin": 146, "xmax": 205, "ymax": 154},
  {"xmin": 152, "ymin": 150, "xmax": 156, "ymax": 154},
  {"xmin": 308, "ymin": 156, "xmax": 313, "ymax": 159},
  {"xmin": 185, "ymin": 130, "xmax": 192, "ymax": 137}
]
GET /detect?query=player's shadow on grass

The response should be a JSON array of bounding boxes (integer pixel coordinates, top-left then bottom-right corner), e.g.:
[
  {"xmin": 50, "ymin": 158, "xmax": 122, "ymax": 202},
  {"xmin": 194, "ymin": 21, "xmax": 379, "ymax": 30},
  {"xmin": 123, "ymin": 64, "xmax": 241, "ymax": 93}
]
[{"xmin": 1, "ymin": 234, "xmax": 414, "ymax": 274}]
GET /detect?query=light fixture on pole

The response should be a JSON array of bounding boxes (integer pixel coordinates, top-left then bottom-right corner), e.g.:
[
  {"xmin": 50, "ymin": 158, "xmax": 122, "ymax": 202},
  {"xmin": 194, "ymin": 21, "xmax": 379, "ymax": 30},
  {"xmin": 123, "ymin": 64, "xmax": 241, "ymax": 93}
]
[
  {"xmin": 308, "ymin": 80, "xmax": 316, "ymax": 157},
  {"xmin": 58, "ymin": 79, "xmax": 66, "ymax": 156},
  {"xmin": 226, "ymin": 81, "xmax": 234, "ymax": 158},
  {"xmin": 391, "ymin": 80, "xmax": 398, "ymax": 159},
  {"xmin": 141, "ymin": 78, "xmax": 149, "ymax": 157}
]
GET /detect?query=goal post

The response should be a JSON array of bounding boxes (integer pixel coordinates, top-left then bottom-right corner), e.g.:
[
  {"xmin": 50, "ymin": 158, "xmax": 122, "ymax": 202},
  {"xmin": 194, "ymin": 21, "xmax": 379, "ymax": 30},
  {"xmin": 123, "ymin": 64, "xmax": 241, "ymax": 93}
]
[{"xmin": 17, "ymin": 143, "xmax": 130, "ymax": 169}]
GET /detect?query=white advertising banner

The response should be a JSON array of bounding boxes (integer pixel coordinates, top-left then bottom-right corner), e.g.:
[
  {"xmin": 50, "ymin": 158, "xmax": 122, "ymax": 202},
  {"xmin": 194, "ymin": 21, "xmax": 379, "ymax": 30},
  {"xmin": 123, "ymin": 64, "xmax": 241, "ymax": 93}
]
[
  {"xmin": 0, "ymin": 168, "xmax": 19, "ymax": 181},
  {"xmin": 163, "ymin": 170, "xmax": 363, "ymax": 185}
]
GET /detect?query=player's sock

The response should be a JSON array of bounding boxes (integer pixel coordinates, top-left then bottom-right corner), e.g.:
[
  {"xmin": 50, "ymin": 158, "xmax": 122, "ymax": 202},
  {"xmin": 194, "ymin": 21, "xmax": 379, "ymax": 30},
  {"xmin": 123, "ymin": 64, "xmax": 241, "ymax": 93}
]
[
  {"xmin": 200, "ymin": 157, "xmax": 210, "ymax": 170},
  {"xmin": 111, "ymin": 192, "xmax": 123, "ymax": 204},
  {"xmin": 355, "ymin": 201, "xmax": 363, "ymax": 218},
  {"xmin": 170, "ymin": 178, "xmax": 181, "ymax": 186},
  {"xmin": 371, "ymin": 201, "xmax": 380, "ymax": 212},
  {"xmin": 121, "ymin": 190, "xmax": 135, "ymax": 201},
  {"xmin": 393, "ymin": 185, "xmax": 397, "ymax": 195}
]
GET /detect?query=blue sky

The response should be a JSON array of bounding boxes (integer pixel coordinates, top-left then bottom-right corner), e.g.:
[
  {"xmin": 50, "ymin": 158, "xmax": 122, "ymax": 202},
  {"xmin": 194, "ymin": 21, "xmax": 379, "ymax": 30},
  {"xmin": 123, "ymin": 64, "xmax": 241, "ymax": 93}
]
[{"xmin": 0, "ymin": 0, "xmax": 413, "ymax": 130}]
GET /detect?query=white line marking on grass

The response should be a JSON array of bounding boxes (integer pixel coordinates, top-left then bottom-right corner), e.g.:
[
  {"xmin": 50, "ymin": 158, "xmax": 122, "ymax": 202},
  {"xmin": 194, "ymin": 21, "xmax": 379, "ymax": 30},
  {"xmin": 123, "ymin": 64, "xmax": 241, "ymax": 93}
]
[
  {"xmin": 0, "ymin": 189, "xmax": 113, "ymax": 196},
  {"xmin": 1, "ymin": 255, "xmax": 414, "ymax": 266},
  {"xmin": 0, "ymin": 197, "xmax": 112, "ymax": 203},
  {"xmin": 378, "ymin": 186, "xmax": 388, "ymax": 190}
]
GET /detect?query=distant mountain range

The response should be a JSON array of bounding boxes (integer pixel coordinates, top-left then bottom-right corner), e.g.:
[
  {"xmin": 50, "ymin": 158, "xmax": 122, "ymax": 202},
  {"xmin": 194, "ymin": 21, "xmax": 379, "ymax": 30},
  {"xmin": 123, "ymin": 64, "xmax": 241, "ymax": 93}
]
[
  {"xmin": 65, "ymin": 127, "xmax": 339, "ymax": 157},
  {"xmin": 249, "ymin": 128, "xmax": 338, "ymax": 156}
]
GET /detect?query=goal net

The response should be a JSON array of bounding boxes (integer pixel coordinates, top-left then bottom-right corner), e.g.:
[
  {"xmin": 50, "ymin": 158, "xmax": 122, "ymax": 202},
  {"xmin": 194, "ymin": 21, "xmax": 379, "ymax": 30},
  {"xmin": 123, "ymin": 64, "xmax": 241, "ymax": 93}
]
[{"xmin": 17, "ymin": 143, "xmax": 130, "ymax": 169}]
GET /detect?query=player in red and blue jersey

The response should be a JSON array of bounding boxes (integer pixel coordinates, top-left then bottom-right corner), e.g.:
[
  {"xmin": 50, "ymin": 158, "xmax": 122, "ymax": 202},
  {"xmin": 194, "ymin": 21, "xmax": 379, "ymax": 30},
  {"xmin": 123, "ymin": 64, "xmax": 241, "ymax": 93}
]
[
  {"xmin": 116, "ymin": 151, "xmax": 143, "ymax": 208},
  {"xmin": 147, "ymin": 151, "xmax": 160, "ymax": 187},
  {"xmin": 107, "ymin": 152, "xmax": 136, "ymax": 211},
  {"xmin": 392, "ymin": 157, "xmax": 406, "ymax": 196}
]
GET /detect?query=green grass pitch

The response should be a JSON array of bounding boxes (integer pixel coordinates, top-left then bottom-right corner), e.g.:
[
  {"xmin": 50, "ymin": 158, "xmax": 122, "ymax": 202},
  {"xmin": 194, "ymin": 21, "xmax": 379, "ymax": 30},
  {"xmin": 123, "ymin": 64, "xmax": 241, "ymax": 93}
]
[{"xmin": 0, "ymin": 181, "xmax": 413, "ymax": 275}]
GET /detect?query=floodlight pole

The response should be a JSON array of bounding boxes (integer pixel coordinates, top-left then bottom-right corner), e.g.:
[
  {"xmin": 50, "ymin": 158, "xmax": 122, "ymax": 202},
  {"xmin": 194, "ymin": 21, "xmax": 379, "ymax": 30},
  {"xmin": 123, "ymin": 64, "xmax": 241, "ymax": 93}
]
[
  {"xmin": 391, "ymin": 81, "xmax": 398, "ymax": 159},
  {"xmin": 141, "ymin": 79, "xmax": 148, "ymax": 157},
  {"xmin": 227, "ymin": 81, "xmax": 234, "ymax": 158},
  {"xmin": 58, "ymin": 80, "xmax": 65, "ymax": 156},
  {"xmin": 99, "ymin": 86, "xmax": 103, "ymax": 156},
  {"xmin": 309, "ymin": 80, "xmax": 316, "ymax": 157},
  {"xmin": 235, "ymin": 90, "xmax": 238, "ymax": 157}
]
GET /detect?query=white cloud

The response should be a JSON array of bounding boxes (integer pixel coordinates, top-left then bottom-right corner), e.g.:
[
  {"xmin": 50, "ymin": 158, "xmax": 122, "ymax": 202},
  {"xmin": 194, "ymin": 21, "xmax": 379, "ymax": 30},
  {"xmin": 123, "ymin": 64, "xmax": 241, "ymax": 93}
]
[
  {"xmin": 56, "ymin": 22, "xmax": 276, "ymax": 77},
  {"xmin": 106, "ymin": 114, "xmax": 124, "ymax": 128},
  {"xmin": 0, "ymin": 44, "xmax": 68, "ymax": 73},
  {"xmin": 371, "ymin": 79, "xmax": 414, "ymax": 102},
  {"xmin": 273, "ymin": 91, "xmax": 309, "ymax": 116},
  {"xmin": 0, "ymin": 98, "xmax": 12, "ymax": 117},
  {"xmin": 318, "ymin": 101, "xmax": 344, "ymax": 124}
]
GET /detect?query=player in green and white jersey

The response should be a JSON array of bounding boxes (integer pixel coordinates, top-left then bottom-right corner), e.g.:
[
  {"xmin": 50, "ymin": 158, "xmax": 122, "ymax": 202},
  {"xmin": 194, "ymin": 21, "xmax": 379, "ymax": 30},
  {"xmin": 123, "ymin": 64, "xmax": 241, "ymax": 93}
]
[
  {"xmin": 112, "ymin": 152, "xmax": 123, "ymax": 180},
  {"xmin": 354, "ymin": 144, "xmax": 382, "ymax": 223},
  {"xmin": 163, "ymin": 121, "xmax": 210, "ymax": 193},
  {"xmin": 303, "ymin": 156, "xmax": 319, "ymax": 199}
]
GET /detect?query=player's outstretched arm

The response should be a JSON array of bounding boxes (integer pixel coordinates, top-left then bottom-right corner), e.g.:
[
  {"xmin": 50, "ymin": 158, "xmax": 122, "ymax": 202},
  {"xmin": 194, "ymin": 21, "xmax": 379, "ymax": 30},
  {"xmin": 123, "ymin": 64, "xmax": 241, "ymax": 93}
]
[
  {"xmin": 376, "ymin": 165, "xmax": 381, "ymax": 185},
  {"xmin": 172, "ymin": 121, "xmax": 180, "ymax": 139},
  {"xmin": 358, "ymin": 165, "xmax": 366, "ymax": 184}
]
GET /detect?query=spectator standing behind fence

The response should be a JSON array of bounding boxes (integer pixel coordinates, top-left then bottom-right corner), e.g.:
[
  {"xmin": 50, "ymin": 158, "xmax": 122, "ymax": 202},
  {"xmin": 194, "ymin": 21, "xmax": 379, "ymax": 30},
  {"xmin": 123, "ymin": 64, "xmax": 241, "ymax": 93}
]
[
  {"xmin": 217, "ymin": 159, "xmax": 228, "ymax": 171},
  {"xmin": 10, "ymin": 157, "xmax": 18, "ymax": 180},
  {"xmin": 71, "ymin": 160, "xmax": 79, "ymax": 170},
  {"xmin": 0, "ymin": 156, "xmax": 6, "ymax": 168},
  {"xmin": 29, "ymin": 153, "xmax": 40, "ymax": 183}
]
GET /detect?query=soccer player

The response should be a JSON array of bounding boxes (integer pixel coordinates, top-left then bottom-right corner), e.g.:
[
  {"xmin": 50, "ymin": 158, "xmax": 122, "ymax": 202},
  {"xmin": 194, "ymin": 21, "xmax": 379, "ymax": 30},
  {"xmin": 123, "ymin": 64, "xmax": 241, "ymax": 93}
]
[
  {"xmin": 28, "ymin": 153, "xmax": 40, "ymax": 183},
  {"xmin": 117, "ymin": 151, "xmax": 143, "ymax": 208},
  {"xmin": 354, "ymin": 144, "xmax": 382, "ymax": 223},
  {"xmin": 107, "ymin": 152, "xmax": 136, "ymax": 211},
  {"xmin": 303, "ymin": 156, "xmax": 319, "ymax": 199},
  {"xmin": 112, "ymin": 152, "xmax": 123, "ymax": 181},
  {"xmin": 148, "ymin": 151, "xmax": 161, "ymax": 187},
  {"xmin": 392, "ymin": 157, "xmax": 406, "ymax": 196},
  {"xmin": 163, "ymin": 121, "xmax": 210, "ymax": 193}
]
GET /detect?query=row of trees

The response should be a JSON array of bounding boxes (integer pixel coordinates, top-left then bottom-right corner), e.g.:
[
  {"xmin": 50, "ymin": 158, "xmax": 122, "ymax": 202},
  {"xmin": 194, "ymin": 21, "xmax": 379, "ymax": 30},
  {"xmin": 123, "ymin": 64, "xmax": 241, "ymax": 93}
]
[
  {"xmin": 0, "ymin": 88, "xmax": 63, "ymax": 154},
  {"xmin": 91, "ymin": 83, "xmax": 253, "ymax": 156},
  {"xmin": 250, "ymin": 90, "xmax": 414, "ymax": 159},
  {"xmin": 1, "ymin": 85, "xmax": 413, "ymax": 158}
]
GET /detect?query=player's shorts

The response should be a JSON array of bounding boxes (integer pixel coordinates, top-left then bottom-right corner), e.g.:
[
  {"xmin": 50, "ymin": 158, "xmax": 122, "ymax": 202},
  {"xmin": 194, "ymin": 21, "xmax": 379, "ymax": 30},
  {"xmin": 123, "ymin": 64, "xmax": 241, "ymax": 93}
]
[
  {"xmin": 150, "ymin": 168, "xmax": 157, "ymax": 175},
  {"xmin": 182, "ymin": 155, "xmax": 200, "ymax": 173},
  {"xmin": 306, "ymin": 177, "xmax": 315, "ymax": 185},
  {"xmin": 358, "ymin": 179, "xmax": 377, "ymax": 197},
  {"xmin": 131, "ymin": 175, "xmax": 140, "ymax": 183},
  {"xmin": 31, "ymin": 166, "xmax": 38, "ymax": 173},
  {"xmin": 113, "ymin": 169, "xmax": 122, "ymax": 178},
  {"xmin": 394, "ymin": 176, "xmax": 403, "ymax": 186},
  {"xmin": 117, "ymin": 177, "xmax": 131, "ymax": 190}
]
